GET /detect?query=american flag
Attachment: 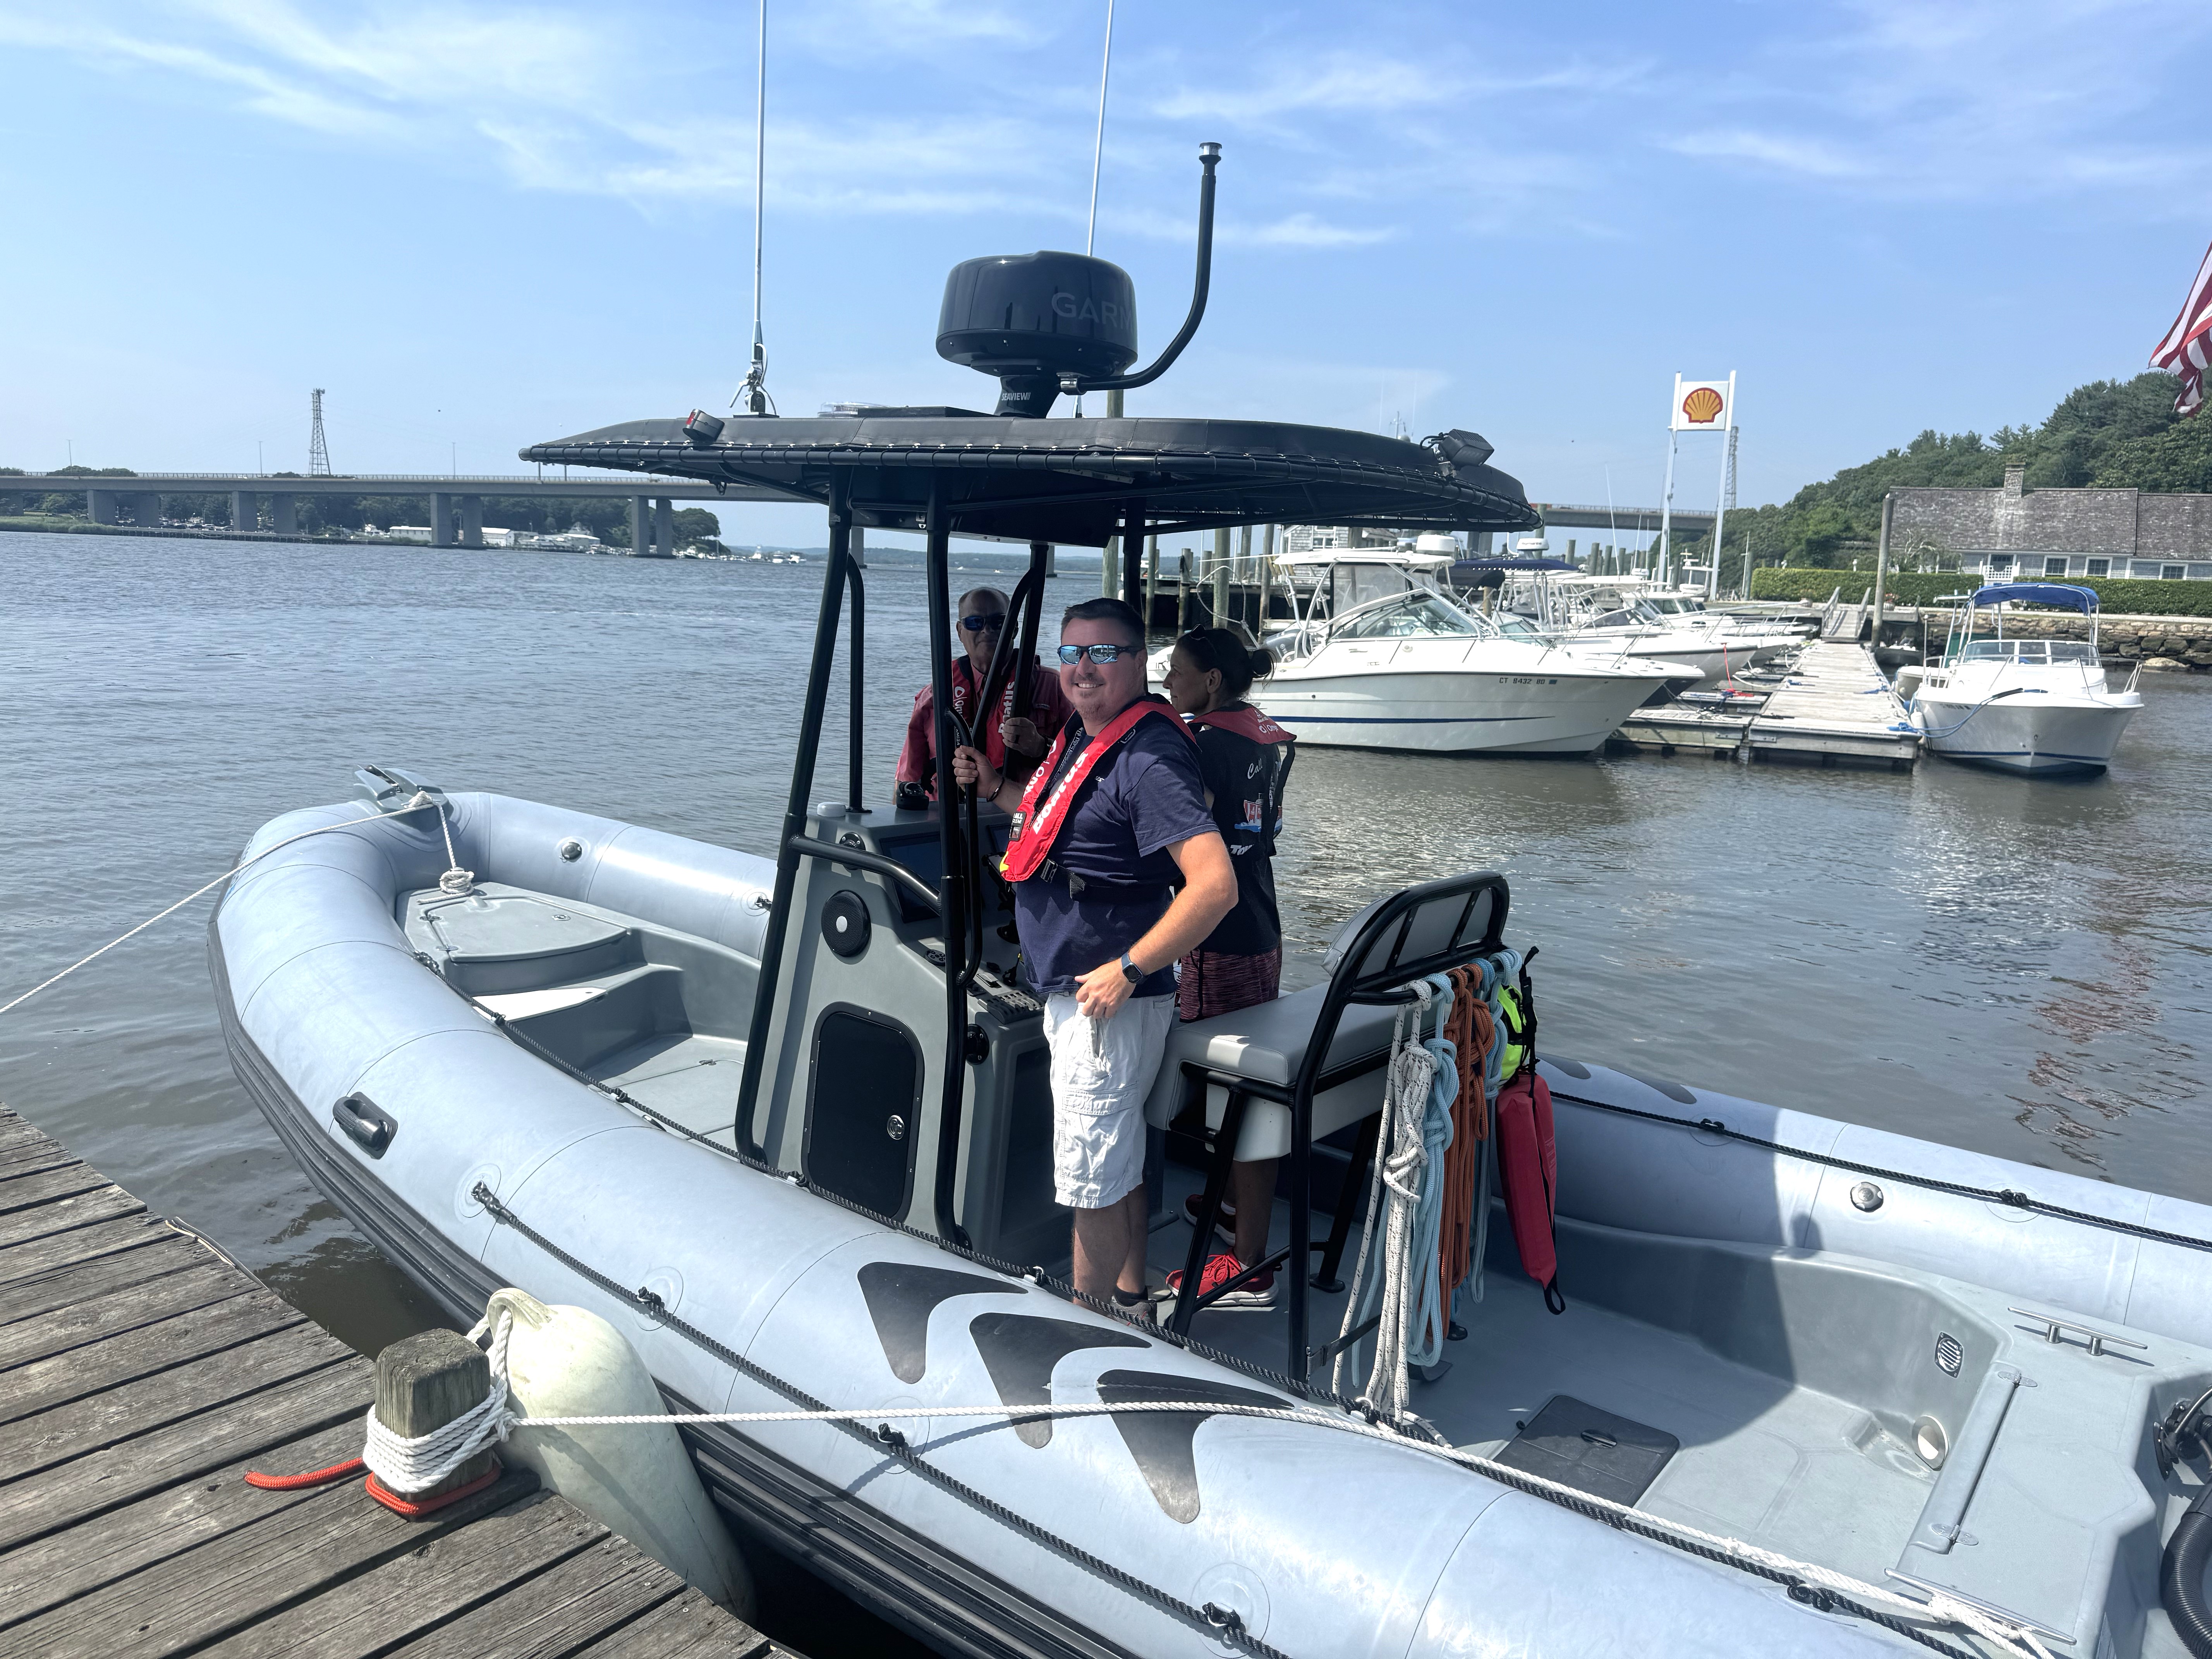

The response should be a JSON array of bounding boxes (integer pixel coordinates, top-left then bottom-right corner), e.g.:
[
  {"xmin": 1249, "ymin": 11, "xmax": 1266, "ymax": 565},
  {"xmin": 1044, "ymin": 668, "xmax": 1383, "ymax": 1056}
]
[{"xmin": 2151, "ymin": 239, "xmax": 2212, "ymax": 416}]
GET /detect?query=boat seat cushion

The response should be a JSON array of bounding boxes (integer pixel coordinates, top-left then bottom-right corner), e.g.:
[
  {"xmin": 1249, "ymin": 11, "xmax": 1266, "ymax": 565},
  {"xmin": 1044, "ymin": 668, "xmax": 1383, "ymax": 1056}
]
[{"xmin": 1143, "ymin": 985, "xmax": 1401, "ymax": 1162}]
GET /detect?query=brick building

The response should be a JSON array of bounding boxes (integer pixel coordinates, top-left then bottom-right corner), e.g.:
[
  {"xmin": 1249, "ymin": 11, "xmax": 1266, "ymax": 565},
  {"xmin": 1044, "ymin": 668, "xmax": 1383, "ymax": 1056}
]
[{"xmin": 1893, "ymin": 464, "xmax": 2212, "ymax": 581}]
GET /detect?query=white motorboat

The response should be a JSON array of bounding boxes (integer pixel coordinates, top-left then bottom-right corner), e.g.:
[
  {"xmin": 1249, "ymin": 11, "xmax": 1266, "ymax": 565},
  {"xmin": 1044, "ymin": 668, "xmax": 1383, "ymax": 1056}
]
[
  {"xmin": 1901, "ymin": 582, "xmax": 2141, "ymax": 775},
  {"xmin": 1255, "ymin": 587, "xmax": 1680, "ymax": 752}
]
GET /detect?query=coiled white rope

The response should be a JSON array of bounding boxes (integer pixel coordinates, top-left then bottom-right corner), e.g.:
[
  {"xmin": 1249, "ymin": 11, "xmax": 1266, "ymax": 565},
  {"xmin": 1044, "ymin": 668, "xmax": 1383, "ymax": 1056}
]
[
  {"xmin": 432, "ymin": 799, "xmax": 476, "ymax": 895},
  {"xmin": 360, "ymin": 1312, "xmax": 518, "ymax": 1495},
  {"xmin": 0, "ymin": 796, "xmax": 443, "ymax": 1018}
]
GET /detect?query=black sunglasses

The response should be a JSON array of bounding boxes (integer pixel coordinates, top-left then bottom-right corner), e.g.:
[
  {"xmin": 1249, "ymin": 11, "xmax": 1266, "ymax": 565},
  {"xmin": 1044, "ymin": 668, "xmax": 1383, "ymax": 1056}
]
[
  {"xmin": 960, "ymin": 613, "xmax": 1007, "ymax": 633},
  {"xmin": 1056, "ymin": 643, "xmax": 1134, "ymax": 665}
]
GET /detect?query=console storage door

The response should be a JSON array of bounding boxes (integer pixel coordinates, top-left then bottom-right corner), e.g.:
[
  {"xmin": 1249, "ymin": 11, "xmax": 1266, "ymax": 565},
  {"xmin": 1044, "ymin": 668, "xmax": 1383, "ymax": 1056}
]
[{"xmin": 803, "ymin": 1004, "xmax": 924, "ymax": 1218}]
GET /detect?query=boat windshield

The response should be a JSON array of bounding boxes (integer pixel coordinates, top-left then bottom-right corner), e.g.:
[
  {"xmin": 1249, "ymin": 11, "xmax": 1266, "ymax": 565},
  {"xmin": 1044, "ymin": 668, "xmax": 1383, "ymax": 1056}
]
[
  {"xmin": 1959, "ymin": 639, "xmax": 2098, "ymax": 664},
  {"xmin": 1334, "ymin": 592, "xmax": 1482, "ymax": 639}
]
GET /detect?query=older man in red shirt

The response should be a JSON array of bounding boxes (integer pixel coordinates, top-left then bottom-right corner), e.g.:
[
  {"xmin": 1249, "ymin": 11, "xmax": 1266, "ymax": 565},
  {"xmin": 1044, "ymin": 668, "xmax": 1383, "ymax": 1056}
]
[{"xmin": 896, "ymin": 585, "xmax": 1071, "ymax": 804}]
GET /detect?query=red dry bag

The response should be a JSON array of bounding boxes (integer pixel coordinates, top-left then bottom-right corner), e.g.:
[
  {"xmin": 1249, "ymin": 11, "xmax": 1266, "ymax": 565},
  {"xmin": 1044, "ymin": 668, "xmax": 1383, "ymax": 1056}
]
[{"xmin": 1494, "ymin": 1071, "xmax": 1565, "ymax": 1313}]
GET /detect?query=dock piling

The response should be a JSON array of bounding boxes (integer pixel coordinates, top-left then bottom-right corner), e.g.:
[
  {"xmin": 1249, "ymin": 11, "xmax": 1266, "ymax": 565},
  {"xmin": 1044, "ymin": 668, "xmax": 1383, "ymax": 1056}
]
[{"xmin": 374, "ymin": 1327, "xmax": 499, "ymax": 1500}]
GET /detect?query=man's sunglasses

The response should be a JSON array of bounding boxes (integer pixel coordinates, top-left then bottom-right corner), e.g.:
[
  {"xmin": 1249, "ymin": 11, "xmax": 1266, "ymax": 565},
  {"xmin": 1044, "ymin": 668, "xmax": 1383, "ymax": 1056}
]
[
  {"xmin": 1056, "ymin": 643, "xmax": 1134, "ymax": 665},
  {"xmin": 960, "ymin": 613, "xmax": 1007, "ymax": 633}
]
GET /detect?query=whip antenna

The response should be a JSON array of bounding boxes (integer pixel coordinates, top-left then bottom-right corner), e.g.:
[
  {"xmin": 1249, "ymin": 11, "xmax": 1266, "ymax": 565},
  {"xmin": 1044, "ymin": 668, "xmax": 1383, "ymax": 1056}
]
[
  {"xmin": 1074, "ymin": 1, "xmax": 1115, "ymax": 417},
  {"xmin": 1085, "ymin": 0, "xmax": 1114, "ymax": 258},
  {"xmin": 735, "ymin": 0, "xmax": 773, "ymax": 415}
]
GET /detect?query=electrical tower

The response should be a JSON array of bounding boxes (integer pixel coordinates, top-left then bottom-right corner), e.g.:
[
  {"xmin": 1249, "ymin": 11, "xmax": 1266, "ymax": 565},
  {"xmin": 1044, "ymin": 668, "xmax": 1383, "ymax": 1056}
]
[{"xmin": 309, "ymin": 389, "xmax": 332, "ymax": 477}]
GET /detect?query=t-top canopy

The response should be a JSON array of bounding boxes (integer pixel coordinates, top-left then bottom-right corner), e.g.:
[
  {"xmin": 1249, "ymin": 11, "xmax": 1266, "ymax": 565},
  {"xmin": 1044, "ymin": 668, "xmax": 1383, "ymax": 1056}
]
[
  {"xmin": 1972, "ymin": 582, "xmax": 2099, "ymax": 613},
  {"xmin": 520, "ymin": 412, "xmax": 1540, "ymax": 547}
]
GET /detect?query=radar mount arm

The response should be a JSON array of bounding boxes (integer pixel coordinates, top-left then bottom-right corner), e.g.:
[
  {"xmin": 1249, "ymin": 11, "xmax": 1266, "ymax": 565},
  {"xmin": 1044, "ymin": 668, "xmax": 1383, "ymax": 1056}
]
[{"xmin": 1058, "ymin": 143, "xmax": 1220, "ymax": 398}]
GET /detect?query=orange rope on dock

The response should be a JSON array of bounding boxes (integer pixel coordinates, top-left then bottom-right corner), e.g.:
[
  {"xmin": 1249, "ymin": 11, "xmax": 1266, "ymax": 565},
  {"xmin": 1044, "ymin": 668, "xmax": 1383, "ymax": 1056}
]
[{"xmin": 1439, "ymin": 967, "xmax": 1491, "ymax": 1298}]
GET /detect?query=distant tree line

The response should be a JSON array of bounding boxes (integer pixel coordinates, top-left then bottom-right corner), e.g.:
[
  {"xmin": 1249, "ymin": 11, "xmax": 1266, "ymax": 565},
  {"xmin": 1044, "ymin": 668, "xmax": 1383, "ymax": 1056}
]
[
  {"xmin": 1663, "ymin": 371, "xmax": 2212, "ymax": 587},
  {"xmin": 0, "ymin": 468, "xmax": 720, "ymax": 547}
]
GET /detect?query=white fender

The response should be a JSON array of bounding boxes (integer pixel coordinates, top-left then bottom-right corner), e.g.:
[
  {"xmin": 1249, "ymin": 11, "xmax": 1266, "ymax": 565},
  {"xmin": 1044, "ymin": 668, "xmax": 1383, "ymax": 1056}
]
[{"xmin": 486, "ymin": 1288, "xmax": 756, "ymax": 1617}]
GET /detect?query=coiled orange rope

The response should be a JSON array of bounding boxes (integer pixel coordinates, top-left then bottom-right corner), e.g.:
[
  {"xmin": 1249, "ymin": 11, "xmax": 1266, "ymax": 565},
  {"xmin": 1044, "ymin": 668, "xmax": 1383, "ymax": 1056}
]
[{"xmin": 1438, "ymin": 966, "xmax": 1492, "ymax": 1298}]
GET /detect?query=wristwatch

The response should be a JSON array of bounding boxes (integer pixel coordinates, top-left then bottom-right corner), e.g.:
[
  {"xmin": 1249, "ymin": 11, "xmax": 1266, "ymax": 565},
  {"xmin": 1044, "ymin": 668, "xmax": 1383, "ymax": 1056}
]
[{"xmin": 1118, "ymin": 951, "xmax": 1142, "ymax": 985}]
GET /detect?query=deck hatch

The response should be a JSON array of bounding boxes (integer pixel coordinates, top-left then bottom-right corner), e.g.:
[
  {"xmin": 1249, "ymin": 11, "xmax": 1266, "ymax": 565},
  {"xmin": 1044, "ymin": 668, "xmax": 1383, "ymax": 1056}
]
[{"xmin": 1494, "ymin": 1394, "xmax": 1680, "ymax": 1506}]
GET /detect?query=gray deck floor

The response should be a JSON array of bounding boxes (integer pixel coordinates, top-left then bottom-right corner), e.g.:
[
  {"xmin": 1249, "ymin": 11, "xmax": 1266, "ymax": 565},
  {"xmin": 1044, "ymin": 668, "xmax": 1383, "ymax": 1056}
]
[
  {"xmin": 1147, "ymin": 1163, "xmax": 1937, "ymax": 1591},
  {"xmin": 0, "ymin": 1104, "xmax": 781, "ymax": 1659}
]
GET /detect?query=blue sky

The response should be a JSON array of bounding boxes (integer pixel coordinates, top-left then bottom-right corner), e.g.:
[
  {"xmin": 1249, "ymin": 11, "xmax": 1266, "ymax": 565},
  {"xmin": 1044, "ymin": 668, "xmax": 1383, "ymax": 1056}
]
[{"xmin": 3, "ymin": 0, "xmax": 2209, "ymax": 546}]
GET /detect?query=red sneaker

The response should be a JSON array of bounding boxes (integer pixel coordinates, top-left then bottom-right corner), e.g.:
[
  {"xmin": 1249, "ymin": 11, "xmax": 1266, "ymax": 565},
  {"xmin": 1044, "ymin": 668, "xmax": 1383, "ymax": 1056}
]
[{"xmin": 1163, "ymin": 1252, "xmax": 1276, "ymax": 1310}]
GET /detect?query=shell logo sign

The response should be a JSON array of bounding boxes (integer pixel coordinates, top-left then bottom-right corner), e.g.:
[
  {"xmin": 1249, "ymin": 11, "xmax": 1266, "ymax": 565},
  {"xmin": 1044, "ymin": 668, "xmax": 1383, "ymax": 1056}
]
[{"xmin": 1669, "ymin": 373, "xmax": 1735, "ymax": 432}]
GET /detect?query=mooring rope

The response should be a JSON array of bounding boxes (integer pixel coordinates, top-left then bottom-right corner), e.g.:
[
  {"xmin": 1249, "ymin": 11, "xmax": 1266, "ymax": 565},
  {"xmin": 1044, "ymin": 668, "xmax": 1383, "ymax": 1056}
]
[{"xmin": 0, "ymin": 798, "xmax": 443, "ymax": 1018}]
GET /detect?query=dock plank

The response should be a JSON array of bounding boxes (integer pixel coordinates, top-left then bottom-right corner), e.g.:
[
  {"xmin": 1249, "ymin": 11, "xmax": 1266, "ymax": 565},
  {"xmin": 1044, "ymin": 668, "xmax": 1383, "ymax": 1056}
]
[
  {"xmin": 0, "ymin": 1350, "xmax": 367, "ymax": 1549},
  {"xmin": 383, "ymin": 1534, "xmax": 686, "ymax": 1659},
  {"xmin": 0, "ymin": 1416, "xmax": 365, "ymax": 1628},
  {"xmin": 0, "ymin": 1184, "xmax": 144, "ymax": 1250},
  {"xmin": 577, "ymin": 1592, "xmax": 776, "ymax": 1659},
  {"xmin": 0, "ymin": 1232, "xmax": 199, "ymax": 1327},
  {"xmin": 0, "ymin": 1285, "xmax": 308, "ymax": 1427},
  {"xmin": 191, "ymin": 1487, "xmax": 602, "ymax": 1659},
  {"xmin": 0, "ymin": 1163, "xmax": 120, "ymax": 1216},
  {"xmin": 0, "ymin": 1106, "xmax": 793, "ymax": 1659},
  {"xmin": 0, "ymin": 1466, "xmax": 538, "ymax": 1659},
  {"xmin": 0, "ymin": 1260, "xmax": 252, "ymax": 1373},
  {"xmin": 0, "ymin": 1213, "xmax": 170, "ymax": 1288}
]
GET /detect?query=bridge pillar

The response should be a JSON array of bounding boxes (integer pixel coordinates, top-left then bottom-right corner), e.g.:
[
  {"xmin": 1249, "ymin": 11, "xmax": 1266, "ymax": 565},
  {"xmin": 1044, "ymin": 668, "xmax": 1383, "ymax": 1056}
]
[
  {"xmin": 88, "ymin": 489, "xmax": 120, "ymax": 525},
  {"xmin": 231, "ymin": 490, "xmax": 256, "ymax": 534},
  {"xmin": 460, "ymin": 496, "xmax": 484, "ymax": 548},
  {"xmin": 629, "ymin": 496, "xmax": 648, "ymax": 556},
  {"xmin": 132, "ymin": 492, "xmax": 163, "ymax": 527},
  {"xmin": 271, "ymin": 494, "xmax": 297, "ymax": 535},
  {"xmin": 430, "ymin": 492, "xmax": 455, "ymax": 548},
  {"xmin": 654, "ymin": 497, "xmax": 673, "ymax": 556}
]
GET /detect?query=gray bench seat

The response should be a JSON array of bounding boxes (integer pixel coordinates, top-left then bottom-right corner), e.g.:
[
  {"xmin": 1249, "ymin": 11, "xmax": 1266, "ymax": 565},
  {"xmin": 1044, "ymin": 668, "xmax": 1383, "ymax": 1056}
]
[{"xmin": 1143, "ymin": 984, "xmax": 1404, "ymax": 1161}]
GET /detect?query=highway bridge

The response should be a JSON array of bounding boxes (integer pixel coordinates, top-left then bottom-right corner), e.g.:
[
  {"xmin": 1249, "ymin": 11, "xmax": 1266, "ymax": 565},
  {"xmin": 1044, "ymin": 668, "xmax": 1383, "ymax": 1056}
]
[
  {"xmin": 2, "ymin": 470, "xmax": 1711, "ymax": 555},
  {"xmin": 0, "ymin": 471, "xmax": 787, "ymax": 551}
]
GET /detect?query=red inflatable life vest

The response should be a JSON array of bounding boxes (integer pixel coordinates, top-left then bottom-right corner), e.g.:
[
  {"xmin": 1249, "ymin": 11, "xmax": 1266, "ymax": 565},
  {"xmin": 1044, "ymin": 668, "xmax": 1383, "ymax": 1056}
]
[
  {"xmin": 1495, "ymin": 1070, "xmax": 1565, "ymax": 1313},
  {"xmin": 1000, "ymin": 696, "xmax": 1190, "ymax": 883}
]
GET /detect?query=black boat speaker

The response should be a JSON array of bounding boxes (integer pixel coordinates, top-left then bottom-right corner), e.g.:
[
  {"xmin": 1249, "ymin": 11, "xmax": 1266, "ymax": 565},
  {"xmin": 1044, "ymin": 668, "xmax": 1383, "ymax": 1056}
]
[{"xmin": 936, "ymin": 251, "xmax": 1140, "ymax": 419}]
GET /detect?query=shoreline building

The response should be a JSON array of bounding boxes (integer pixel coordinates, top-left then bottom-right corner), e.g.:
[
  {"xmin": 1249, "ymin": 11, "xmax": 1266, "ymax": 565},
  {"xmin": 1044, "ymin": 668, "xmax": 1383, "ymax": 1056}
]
[{"xmin": 1894, "ymin": 465, "xmax": 2212, "ymax": 582}]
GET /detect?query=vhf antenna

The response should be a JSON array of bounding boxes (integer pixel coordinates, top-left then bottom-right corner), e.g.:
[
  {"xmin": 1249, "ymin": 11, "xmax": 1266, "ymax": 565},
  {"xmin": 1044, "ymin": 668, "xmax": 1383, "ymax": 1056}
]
[
  {"xmin": 734, "ymin": 0, "xmax": 773, "ymax": 416},
  {"xmin": 1075, "ymin": 0, "xmax": 1115, "ymax": 419}
]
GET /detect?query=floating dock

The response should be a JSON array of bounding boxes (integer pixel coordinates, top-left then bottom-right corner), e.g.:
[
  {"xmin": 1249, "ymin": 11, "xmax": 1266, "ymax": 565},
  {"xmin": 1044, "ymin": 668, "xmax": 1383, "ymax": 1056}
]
[
  {"xmin": 1611, "ymin": 641, "xmax": 1920, "ymax": 769},
  {"xmin": 0, "ymin": 1104, "xmax": 783, "ymax": 1658}
]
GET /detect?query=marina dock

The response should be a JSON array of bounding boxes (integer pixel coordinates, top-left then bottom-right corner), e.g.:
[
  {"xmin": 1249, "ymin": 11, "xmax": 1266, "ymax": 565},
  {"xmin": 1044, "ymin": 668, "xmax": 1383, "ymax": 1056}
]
[
  {"xmin": 0, "ymin": 1104, "xmax": 781, "ymax": 1659},
  {"xmin": 1611, "ymin": 640, "xmax": 1921, "ymax": 768}
]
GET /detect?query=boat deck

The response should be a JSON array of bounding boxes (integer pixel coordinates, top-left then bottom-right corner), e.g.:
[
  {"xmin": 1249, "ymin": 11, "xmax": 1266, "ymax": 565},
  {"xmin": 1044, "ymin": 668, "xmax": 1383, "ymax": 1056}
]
[
  {"xmin": 1146, "ymin": 1163, "xmax": 1936, "ymax": 1595},
  {"xmin": 0, "ymin": 1104, "xmax": 783, "ymax": 1659},
  {"xmin": 1611, "ymin": 641, "xmax": 1921, "ymax": 768}
]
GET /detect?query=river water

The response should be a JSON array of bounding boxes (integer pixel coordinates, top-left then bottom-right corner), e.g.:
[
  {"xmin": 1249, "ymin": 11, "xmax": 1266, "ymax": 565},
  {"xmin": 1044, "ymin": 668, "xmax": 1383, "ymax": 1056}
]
[{"xmin": 2, "ymin": 526, "xmax": 2207, "ymax": 1406}]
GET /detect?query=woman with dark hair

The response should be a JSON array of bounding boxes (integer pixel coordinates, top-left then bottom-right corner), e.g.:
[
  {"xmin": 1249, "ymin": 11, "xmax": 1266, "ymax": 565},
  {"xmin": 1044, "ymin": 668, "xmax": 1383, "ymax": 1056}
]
[{"xmin": 1158, "ymin": 625, "xmax": 1297, "ymax": 1310}]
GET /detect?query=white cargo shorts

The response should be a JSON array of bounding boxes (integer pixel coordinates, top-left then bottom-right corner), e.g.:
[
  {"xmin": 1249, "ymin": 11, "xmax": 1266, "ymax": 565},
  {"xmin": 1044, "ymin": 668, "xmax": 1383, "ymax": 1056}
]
[{"xmin": 1042, "ymin": 991, "xmax": 1175, "ymax": 1209}]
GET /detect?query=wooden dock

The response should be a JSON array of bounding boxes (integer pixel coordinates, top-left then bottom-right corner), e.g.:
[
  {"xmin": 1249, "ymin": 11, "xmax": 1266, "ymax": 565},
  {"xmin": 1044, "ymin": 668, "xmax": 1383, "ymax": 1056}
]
[
  {"xmin": 0, "ymin": 1104, "xmax": 784, "ymax": 1659},
  {"xmin": 1611, "ymin": 641, "xmax": 1921, "ymax": 769}
]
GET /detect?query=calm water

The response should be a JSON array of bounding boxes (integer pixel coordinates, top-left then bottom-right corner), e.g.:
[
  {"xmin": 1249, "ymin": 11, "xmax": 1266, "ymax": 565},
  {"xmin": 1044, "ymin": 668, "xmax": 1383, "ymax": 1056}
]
[{"xmin": 4, "ymin": 529, "xmax": 2210, "ymax": 1365}]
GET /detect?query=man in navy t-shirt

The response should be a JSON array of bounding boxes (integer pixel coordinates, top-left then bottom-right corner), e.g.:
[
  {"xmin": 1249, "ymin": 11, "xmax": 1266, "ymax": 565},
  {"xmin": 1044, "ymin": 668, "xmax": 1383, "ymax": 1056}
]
[{"xmin": 953, "ymin": 598, "xmax": 1233, "ymax": 1309}]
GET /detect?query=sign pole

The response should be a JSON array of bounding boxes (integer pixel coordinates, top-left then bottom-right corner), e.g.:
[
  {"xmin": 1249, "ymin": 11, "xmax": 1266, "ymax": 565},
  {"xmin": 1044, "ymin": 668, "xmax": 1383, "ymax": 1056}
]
[
  {"xmin": 1657, "ymin": 374, "xmax": 1680, "ymax": 587},
  {"xmin": 1707, "ymin": 371, "xmax": 1736, "ymax": 602}
]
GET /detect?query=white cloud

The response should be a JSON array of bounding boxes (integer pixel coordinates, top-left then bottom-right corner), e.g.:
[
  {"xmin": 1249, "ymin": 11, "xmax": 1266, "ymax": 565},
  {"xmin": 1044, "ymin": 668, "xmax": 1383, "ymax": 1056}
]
[
  {"xmin": 1666, "ymin": 129, "xmax": 1870, "ymax": 180},
  {"xmin": 1656, "ymin": 0, "xmax": 2212, "ymax": 202}
]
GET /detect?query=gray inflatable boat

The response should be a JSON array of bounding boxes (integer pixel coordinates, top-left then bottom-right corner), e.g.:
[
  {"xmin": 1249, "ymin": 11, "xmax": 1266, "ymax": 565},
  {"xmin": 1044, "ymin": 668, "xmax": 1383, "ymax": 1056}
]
[
  {"xmin": 211, "ymin": 775, "xmax": 2212, "ymax": 1659},
  {"xmin": 209, "ymin": 196, "xmax": 2212, "ymax": 1654}
]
